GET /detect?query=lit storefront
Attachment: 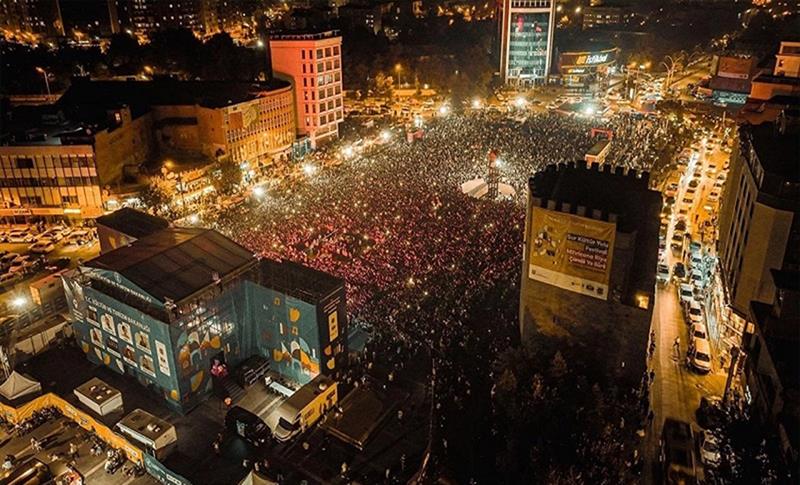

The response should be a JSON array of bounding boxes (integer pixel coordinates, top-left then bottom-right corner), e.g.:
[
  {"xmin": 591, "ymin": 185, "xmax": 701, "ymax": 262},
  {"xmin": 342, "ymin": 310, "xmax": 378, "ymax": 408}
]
[{"xmin": 558, "ymin": 47, "xmax": 618, "ymax": 95}]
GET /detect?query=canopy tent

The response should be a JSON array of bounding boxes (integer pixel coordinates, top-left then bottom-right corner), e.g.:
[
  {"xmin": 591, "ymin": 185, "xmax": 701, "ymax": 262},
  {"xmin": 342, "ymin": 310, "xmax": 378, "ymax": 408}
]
[
  {"xmin": 238, "ymin": 471, "xmax": 278, "ymax": 485},
  {"xmin": 0, "ymin": 371, "xmax": 42, "ymax": 401}
]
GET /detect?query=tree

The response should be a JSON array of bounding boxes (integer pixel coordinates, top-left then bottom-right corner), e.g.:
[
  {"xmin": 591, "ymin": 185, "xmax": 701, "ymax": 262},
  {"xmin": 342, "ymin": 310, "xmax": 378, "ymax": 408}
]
[
  {"xmin": 373, "ymin": 72, "xmax": 394, "ymax": 99},
  {"xmin": 107, "ymin": 33, "xmax": 141, "ymax": 72},
  {"xmin": 140, "ymin": 176, "xmax": 174, "ymax": 214},
  {"xmin": 210, "ymin": 159, "xmax": 242, "ymax": 196}
]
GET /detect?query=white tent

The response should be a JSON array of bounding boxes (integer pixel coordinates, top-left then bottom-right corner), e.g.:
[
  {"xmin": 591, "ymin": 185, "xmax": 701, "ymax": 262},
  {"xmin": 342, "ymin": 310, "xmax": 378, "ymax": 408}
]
[
  {"xmin": 0, "ymin": 371, "xmax": 42, "ymax": 400},
  {"xmin": 238, "ymin": 471, "xmax": 278, "ymax": 485}
]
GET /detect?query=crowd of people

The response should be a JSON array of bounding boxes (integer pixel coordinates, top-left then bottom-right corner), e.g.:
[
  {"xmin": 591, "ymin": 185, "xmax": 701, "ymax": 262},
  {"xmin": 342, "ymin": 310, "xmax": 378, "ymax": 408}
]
[{"xmin": 204, "ymin": 109, "xmax": 683, "ymax": 480}]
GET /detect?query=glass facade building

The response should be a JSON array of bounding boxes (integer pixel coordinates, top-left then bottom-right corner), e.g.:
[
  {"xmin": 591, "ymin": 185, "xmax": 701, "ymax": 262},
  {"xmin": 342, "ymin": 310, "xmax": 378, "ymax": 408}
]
[{"xmin": 499, "ymin": 0, "xmax": 555, "ymax": 84}]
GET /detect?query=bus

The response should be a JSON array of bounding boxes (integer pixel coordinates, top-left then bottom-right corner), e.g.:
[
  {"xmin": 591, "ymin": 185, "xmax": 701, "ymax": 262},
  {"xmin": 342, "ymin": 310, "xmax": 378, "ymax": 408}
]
[{"xmin": 265, "ymin": 375, "xmax": 338, "ymax": 442}]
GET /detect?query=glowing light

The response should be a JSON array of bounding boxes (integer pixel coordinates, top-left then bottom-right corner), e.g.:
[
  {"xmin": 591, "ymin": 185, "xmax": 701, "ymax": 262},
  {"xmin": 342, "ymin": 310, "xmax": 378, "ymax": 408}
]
[
  {"xmin": 438, "ymin": 105, "xmax": 450, "ymax": 116},
  {"xmin": 575, "ymin": 6, "xmax": 582, "ymax": 13},
  {"xmin": 11, "ymin": 296, "xmax": 26, "ymax": 308},
  {"xmin": 472, "ymin": 98, "xmax": 482, "ymax": 109},
  {"xmin": 187, "ymin": 214, "xmax": 199, "ymax": 224},
  {"xmin": 380, "ymin": 130, "xmax": 391, "ymax": 142},
  {"xmin": 342, "ymin": 146, "xmax": 354, "ymax": 158},
  {"xmin": 584, "ymin": 106, "xmax": 595, "ymax": 116},
  {"xmin": 253, "ymin": 186, "xmax": 266, "ymax": 198},
  {"xmin": 302, "ymin": 163, "xmax": 318, "ymax": 176},
  {"xmin": 256, "ymin": 39, "xmax": 264, "ymax": 48},
  {"xmin": 514, "ymin": 96, "xmax": 527, "ymax": 108}
]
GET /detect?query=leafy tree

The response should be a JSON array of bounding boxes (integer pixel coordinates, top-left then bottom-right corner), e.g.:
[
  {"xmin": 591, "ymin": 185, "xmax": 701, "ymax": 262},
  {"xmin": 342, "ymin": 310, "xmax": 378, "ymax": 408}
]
[
  {"xmin": 107, "ymin": 33, "xmax": 141, "ymax": 72},
  {"xmin": 140, "ymin": 176, "xmax": 174, "ymax": 213},
  {"xmin": 210, "ymin": 159, "xmax": 242, "ymax": 196}
]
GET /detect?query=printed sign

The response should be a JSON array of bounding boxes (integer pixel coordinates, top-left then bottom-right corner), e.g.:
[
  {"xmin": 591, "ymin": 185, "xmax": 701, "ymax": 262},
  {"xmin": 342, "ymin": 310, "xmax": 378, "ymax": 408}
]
[
  {"xmin": 528, "ymin": 208, "xmax": 616, "ymax": 300},
  {"xmin": 140, "ymin": 355, "xmax": 156, "ymax": 377},
  {"xmin": 118, "ymin": 322, "xmax": 133, "ymax": 345},
  {"xmin": 155, "ymin": 341, "xmax": 171, "ymax": 377},
  {"xmin": 100, "ymin": 314, "xmax": 116, "ymax": 335},
  {"xmin": 90, "ymin": 328, "xmax": 103, "ymax": 347},
  {"xmin": 135, "ymin": 331, "xmax": 151, "ymax": 353}
]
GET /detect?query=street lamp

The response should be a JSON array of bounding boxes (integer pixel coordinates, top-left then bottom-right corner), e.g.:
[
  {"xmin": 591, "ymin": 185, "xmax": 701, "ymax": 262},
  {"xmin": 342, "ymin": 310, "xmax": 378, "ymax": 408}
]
[
  {"xmin": 472, "ymin": 98, "xmax": 482, "ymax": 109},
  {"xmin": 395, "ymin": 63, "xmax": 403, "ymax": 87},
  {"xmin": 253, "ymin": 185, "xmax": 266, "ymax": 198},
  {"xmin": 35, "ymin": 67, "xmax": 50, "ymax": 96},
  {"xmin": 380, "ymin": 130, "xmax": 391, "ymax": 142},
  {"xmin": 574, "ymin": 6, "xmax": 582, "ymax": 13},
  {"xmin": 11, "ymin": 296, "xmax": 27, "ymax": 309},
  {"xmin": 302, "ymin": 163, "xmax": 317, "ymax": 176}
]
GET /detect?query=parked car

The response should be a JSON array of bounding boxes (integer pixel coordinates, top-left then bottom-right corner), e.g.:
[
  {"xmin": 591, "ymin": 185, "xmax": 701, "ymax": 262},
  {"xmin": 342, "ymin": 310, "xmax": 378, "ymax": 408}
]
[
  {"xmin": 660, "ymin": 418, "xmax": 697, "ymax": 485},
  {"xmin": 44, "ymin": 257, "xmax": 71, "ymax": 272},
  {"xmin": 65, "ymin": 230, "xmax": 93, "ymax": 246},
  {"xmin": 673, "ymin": 263, "xmax": 687, "ymax": 280},
  {"xmin": 0, "ymin": 252, "xmax": 19, "ymax": 267},
  {"xmin": 691, "ymin": 323, "xmax": 708, "ymax": 341},
  {"xmin": 0, "ymin": 271, "xmax": 23, "ymax": 287},
  {"xmin": 29, "ymin": 240, "xmax": 56, "ymax": 254},
  {"xmin": 687, "ymin": 301, "xmax": 703, "ymax": 324},
  {"xmin": 657, "ymin": 264, "xmax": 670, "ymax": 284},
  {"xmin": 8, "ymin": 255, "xmax": 35, "ymax": 273},
  {"xmin": 679, "ymin": 284, "xmax": 694, "ymax": 304},
  {"xmin": 689, "ymin": 338, "xmax": 712, "ymax": 373},
  {"xmin": 6, "ymin": 229, "xmax": 35, "ymax": 243}
]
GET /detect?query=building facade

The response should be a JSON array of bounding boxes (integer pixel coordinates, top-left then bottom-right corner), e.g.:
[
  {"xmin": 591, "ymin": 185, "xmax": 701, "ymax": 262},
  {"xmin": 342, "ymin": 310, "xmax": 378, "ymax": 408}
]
[
  {"xmin": 0, "ymin": 79, "xmax": 296, "ymax": 221},
  {"xmin": 270, "ymin": 30, "xmax": 344, "ymax": 148},
  {"xmin": 557, "ymin": 46, "xmax": 618, "ymax": 95},
  {"xmin": 64, "ymin": 224, "xmax": 348, "ymax": 413},
  {"xmin": 716, "ymin": 121, "xmax": 800, "ymax": 350},
  {"xmin": 498, "ymin": 0, "xmax": 555, "ymax": 85},
  {"xmin": 0, "ymin": 0, "xmax": 64, "ymax": 39},
  {"xmin": 520, "ymin": 162, "xmax": 661, "ymax": 388},
  {"xmin": 750, "ymin": 41, "xmax": 800, "ymax": 102},
  {"xmin": 581, "ymin": 6, "xmax": 635, "ymax": 30}
]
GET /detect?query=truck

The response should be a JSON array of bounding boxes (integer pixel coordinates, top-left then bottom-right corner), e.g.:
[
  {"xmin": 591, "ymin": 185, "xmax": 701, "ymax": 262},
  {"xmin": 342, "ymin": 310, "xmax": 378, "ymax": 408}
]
[{"xmin": 266, "ymin": 375, "xmax": 338, "ymax": 442}]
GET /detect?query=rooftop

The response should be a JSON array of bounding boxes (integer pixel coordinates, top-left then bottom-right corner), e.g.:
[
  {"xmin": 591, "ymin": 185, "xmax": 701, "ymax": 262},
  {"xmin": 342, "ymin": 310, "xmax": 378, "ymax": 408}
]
[
  {"xmin": 753, "ymin": 73, "xmax": 800, "ymax": 86},
  {"xmin": 85, "ymin": 227, "xmax": 257, "ymax": 304},
  {"xmin": 96, "ymin": 208, "xmax": 170, "ymax": 240},
  {"xmin": 59, "ymin": 77, "xmax": 292, "ymax": 111},
  {"xmin": 746, "ymin": 122, "xmax": 800, "ymax": 183},
  {"xmin": 258, "ymin": 259, "xmax": 345, "ymax": 303},
  {"xmin": 269, "ymin": 29, "xmax": 340, "ymax": 41}
]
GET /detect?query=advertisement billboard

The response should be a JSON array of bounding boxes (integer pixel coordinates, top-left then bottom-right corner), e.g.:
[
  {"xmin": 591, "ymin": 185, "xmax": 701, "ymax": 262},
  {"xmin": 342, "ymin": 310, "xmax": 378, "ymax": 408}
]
[
  {"xmin": 559, "ymin": 49, "xmax": 617, "ymax": 68},
  {"xmin": 528, "ymin": 208, "xmax": 616, "ymax": 300},
  {"xmin": 716, "ymin": 56, "xmax": 752, "ymax": 80}
]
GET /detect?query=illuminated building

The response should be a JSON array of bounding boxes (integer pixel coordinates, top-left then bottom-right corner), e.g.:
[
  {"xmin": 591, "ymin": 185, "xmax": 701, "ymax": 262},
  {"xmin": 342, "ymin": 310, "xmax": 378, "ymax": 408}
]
[
  {"xmin": 708, "ymin": 53, "xmax": 757, "ymax": 105},
  {"xmin": 0, "ymin": 0, "xmax": 64, "ymax": 38},
  {"xmin": 270, "ymin": 30, "xmax": 344, "ymax": 148},
  {"xmin": 0, "ymin": 79, "xmax": 295, "ymax": 221},
  {"xmin": 716, "ymin": 121, "xmax": 800, "ymax": 352},
  {"xmin": 498, "ymin": 0, "xmax": 555, "ymax": 85},
  {"xmin": 581, "ymin": 6, "xmax": 635, "ymax": 30},
  {"xmin": 557, "ymin": 45, "xmax": 618, "ymax": 95},
  {"xmin": 64, "ymin": 222, "xmax": 348, "ymax": 412},
  {"xmin": 520, "ymin": 162, "xmax": 661, "ymax": 387}
]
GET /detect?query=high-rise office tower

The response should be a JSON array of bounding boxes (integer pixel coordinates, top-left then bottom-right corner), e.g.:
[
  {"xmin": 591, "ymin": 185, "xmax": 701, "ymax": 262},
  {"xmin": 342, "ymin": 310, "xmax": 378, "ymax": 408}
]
[{"xmin": 498, "ymin": 0, "xmax": 555, "ymax": 85}]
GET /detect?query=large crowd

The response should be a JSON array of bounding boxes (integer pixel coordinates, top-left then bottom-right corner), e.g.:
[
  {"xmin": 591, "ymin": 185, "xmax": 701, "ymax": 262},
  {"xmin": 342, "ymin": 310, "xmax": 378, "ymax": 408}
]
[{"xmin": 203, "ymin": 109, "xmax": 683, "ymax": 481}]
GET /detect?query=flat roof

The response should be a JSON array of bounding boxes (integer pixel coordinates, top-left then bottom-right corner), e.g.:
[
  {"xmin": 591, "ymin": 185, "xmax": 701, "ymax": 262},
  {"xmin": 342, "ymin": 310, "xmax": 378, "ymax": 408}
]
[
  {"xmin": 587, "ymin": 140, "xmax": 610, "ymax": 156},
  {"xmin": 259, "ymin": 259, "xmax": 344, "ymax": 303},
  {"xmin": 269, "ymin": 29, "xmax": 340, "ymax": 41},
  {"xmin": 86, "ymin": 227, "xmax": 256, "ymax": 304},
  {"xmin": 283, "ymin": 375, "xmax": 335, "ymax": 412},
  {"xmin": 58, "ymin": 77, "xmax": 292, "ymax": 112},
  {"xmin": 746, "ymin": 122, "xmax": 800, "ymax": 183},
  {"xmin": 74, "ymin": 377, "xmax": 120, "ymax": 404},
  {"xmin": 96, "ymin": 208, "xmax": 170, "ymax": 239},
  {"xmin": 117, "ymin": 408, "xmax": 174, "ymax": 440}
]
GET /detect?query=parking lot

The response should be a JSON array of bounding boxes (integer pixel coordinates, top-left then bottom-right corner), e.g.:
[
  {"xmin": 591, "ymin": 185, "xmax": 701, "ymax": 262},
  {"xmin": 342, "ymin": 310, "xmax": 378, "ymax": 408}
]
[
  {"xmin": 0, "ymin": 224, "xmax": 99, "ymax": 305},
  {"xmin": 0, "ymin": 414, "xmax": 156, "ymax": 484}
]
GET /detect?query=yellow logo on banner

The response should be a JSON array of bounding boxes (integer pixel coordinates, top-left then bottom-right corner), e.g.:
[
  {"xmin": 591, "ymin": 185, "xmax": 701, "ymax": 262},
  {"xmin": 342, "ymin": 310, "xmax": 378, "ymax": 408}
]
[{"xmin": 328, "ymin": 312, "xmax": 339, "ymax": 341}]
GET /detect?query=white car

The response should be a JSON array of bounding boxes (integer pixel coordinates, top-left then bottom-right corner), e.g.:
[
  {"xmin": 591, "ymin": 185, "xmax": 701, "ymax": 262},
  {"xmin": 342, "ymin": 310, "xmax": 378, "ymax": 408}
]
[
  {"xmin": 700, "ymin": 430, "xmax": 721, "ymax": 467},
  {"xmin": 657, "ymin": 263, "xmax": 670, "ymax": 284},
  {"xmin": 8, "ymin": 256, "xmax": 34, "ymax": 273},
  {"xmin": 6, "ymin": 229, "xmax": 35, "ymax": 243},
  {"xmin": 679, "ymin": 284, "xmax": 694, "ymax": 304},
  {"xmin": 691, "ymin": 322, "xmax": 708, "ymax": 341},
  {"xmin": 29, "ymin": 240, "xmax": 56, "ymax": 254},
  {"xmin": 688, "ymin": 302, "xmax": 704, "ymax": 323},
  {"xmin": 0, "ymin": 252, "xmax": 20, "ymax": 266},
  {"xmin": 690, "ymin": 338, "xmax": 712, "ymax": 373}
]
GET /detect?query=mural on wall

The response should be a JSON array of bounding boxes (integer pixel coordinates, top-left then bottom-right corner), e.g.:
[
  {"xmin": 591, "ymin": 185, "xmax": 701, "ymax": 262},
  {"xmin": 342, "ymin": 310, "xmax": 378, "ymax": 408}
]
[
  {"xmin": 69, "ymin": 285, "xmax": 181, "ymax": 407},
  {"xmin": 267, "ymin": 294, "xmax": 321, "ymax": 385}
]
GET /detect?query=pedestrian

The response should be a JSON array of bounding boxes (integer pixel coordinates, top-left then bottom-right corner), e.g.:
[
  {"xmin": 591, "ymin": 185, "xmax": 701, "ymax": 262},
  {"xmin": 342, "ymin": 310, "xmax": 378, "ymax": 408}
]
[
  {"xmin": 647, "ymin": 409, "xmax": 655, "ymax": 426},
  {"xmin": 649, "ymin": 369, "xmax": 655, "ymax": 384},
  {"xmin": 673, "ymin": 336, "xmax": 680, "ymax": 354},
  {"xmin": 68, "ymin": 442, "xmax": 78, "ymax": 461}
]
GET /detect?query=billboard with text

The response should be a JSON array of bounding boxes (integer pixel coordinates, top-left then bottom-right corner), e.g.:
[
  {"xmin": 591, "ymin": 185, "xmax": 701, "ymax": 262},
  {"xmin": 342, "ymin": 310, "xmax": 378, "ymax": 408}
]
[{"xmin": 528, "ymin": 208, "xmax": 616, "ymax": 300}]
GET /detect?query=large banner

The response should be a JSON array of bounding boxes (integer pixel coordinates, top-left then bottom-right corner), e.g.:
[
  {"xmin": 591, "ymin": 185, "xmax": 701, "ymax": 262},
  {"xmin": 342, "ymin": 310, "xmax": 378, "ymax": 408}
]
[{"xmin": 528, "ymin": 208, "xmax": 616, "ymax": 300}]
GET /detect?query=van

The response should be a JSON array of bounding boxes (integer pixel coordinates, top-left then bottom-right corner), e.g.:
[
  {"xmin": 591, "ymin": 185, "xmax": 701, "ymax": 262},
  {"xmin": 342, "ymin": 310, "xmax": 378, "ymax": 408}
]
[
  {"xmin": 690, "ymin": 338, "xmax": 712, "ymax": 373},
  {"xmin": 266, "ymin": 376, "xmax": 337, "ymax": 442},
  {"xmin": 225, "ymin": 406, "xmax": 270, "ymax": 446}
]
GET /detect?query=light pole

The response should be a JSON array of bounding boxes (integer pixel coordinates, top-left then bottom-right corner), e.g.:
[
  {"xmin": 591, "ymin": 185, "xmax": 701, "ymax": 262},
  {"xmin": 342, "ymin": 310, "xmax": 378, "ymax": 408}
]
[
  {"xmin": 395, "ymin": 63, "xmax": 403, "ymax": 88},
  {"xmin": 35, "ymin": 67, "xmax": 50, "ymax": 96}
]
